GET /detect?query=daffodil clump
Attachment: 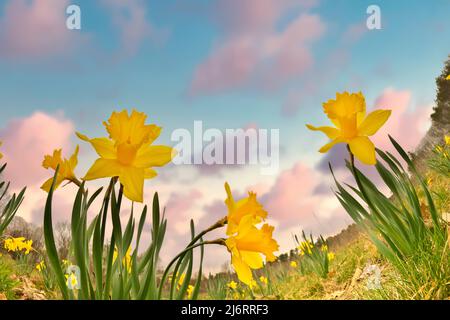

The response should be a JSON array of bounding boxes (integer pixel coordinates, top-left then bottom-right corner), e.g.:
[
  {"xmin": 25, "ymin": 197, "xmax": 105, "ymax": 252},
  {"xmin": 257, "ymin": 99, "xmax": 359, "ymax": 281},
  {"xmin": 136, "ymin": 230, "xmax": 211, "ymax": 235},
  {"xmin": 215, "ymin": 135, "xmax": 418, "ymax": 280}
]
[
  {"xmin": 293, "ymin": 233, "xmax": 334, "ymax": 279},
  {"xmin": 307, "ymin": 91, "xmax": 391, "ymax": 165},
  {"xmin": 428, "ymin": 134, "xmax": 450, "ymax": 177},
  {"xmin": 310, "ymin": 91, "xmax": 449, "ymax": 298},
  {"xmin": 3, "ymin": 237, "xmax": 33, "ymax": 255}
]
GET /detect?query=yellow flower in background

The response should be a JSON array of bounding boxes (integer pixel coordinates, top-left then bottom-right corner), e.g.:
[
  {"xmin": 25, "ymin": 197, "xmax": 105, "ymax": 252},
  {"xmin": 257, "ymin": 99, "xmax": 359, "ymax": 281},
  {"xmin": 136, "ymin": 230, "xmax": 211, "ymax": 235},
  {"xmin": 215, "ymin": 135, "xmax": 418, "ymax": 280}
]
[
  {"xmin": 307, "ymin": 91, "xmax": 391, "ymax": 165},
  {"xmin": 327, "ymin": 252, "xmax": 335, "ymax": 261},
  {"xmin": 177, "ymin": 273, "xmax": 186, "ymax": 290},
  {"xmin": 446, "ymin": 75, "xmax": 450, "ymax": 80},
  {"xmin": 77, "ymin": 109, "xmax": 176, "ymax": 203},
  {"xmin": 113, "ymin": 246, "xmax": 132, "ymax": 273},
  {"xmin": 224, "ymin": 182, "xmax": 267, "ymax": 235},
  {"xmin": 290, "ymin": 261, "xmax": 298, "ymax": 268},
  {"xmin": 41, "ymin": 146, "xmax": 79, "ymax": 192},
  {"xmin": 36, "ymin": 261, "xmax": 46, "ymax": 272},
  {"xmin": 321, "ymin": 244, "xmax": 328, "ymax": 252},
  {"xmin": 445, "ymin": 135, "xmax": 450, "ymax": 145},
  {"xmin": 227, "ymin": 281, "xmax": 238, "ymax": 290},
  {"xmin": 4, "ymin": 237, "xmax": 33, "ymax": 255},
  {"xmin": 186, "ymin": 285, "xmax": 195, "ymax": 299},
  {"xmin": 259, "ymin": 276, "xmax": 268, "ymax": 285},
  {"xmin": 225, "ymin": 216, "xmax": 278, "ymax": 286}
]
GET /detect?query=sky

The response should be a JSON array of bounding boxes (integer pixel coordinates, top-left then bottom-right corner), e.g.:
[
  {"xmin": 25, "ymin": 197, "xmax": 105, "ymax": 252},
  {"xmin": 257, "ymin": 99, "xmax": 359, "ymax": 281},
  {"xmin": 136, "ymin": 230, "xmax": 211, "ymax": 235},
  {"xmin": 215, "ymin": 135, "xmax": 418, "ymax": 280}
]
[{"xmin": 0, "ymin": 0, "xmax": 449, "ymax": 272}]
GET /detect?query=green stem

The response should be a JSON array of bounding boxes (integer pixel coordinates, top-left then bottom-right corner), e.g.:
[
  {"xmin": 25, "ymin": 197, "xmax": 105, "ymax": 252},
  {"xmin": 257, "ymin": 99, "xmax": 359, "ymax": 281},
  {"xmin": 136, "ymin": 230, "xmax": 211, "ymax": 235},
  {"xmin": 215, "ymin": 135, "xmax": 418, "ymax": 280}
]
[{"xmin": 157, "ymin": 239, "xmax": 225, "ymax": 299}]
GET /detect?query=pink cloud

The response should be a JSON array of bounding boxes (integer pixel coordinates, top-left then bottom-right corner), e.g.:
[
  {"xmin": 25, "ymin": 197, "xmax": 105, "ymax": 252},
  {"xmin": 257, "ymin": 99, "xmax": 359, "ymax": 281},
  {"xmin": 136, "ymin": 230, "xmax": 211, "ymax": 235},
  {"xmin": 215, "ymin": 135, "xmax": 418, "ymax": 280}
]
[
  {"xmin": 101, "ymin": 0, "xmax": 163, "ymax": 58},
  {"xmin": 189, "ymin": 1, "xmax": 325, "ymax": 95},
  {"xmin": 373, "ymin": 88, "xmax": 431, "ymax": 152},
  {"xmin": 0, "ymin": 0, "xmax": 88, "ymax": 60},
  {"xmin": 0, "ymin": 111, "xmax": 75, "ymax": 188}
]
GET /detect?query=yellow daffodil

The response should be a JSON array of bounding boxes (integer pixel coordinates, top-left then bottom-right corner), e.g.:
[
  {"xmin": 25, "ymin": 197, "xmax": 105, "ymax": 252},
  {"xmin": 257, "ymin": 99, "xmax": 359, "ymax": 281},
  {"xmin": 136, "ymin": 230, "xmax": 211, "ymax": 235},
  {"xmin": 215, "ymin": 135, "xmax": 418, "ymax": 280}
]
[
  {"xmin": 225, "ymin": 216, "xmax": 278, "ymax": 286},
  {"xmin": 36, "ymin": 261, "xmax": 46, "ymax": 272},
  {"xmin": 227, "ymin": 281, "xmax": 238, "ymax": 290},
  {"xmin": 77, "ymin": 109, "xmax": 175, "ymax": 202},
  {"xmin": 446, "ymin": 75, "xmax": 450, "ymax": 80},
  {"xmin": 307, "ymin": 91, "xmax": 391, "ymax": 165},
  {"xmin": 186, "ymin": 285, "xmax": 195, "ymax": 298},
  {"xmin": 4, "ymin": 237, "xmax": 33, "ymax": 254},
  {"xmin": 113, "ymin": 246, "xmax": 132, "ymax": 273},
  {"xmin": 327, "ymin": 252, "xmax": 335, "ymax": 261},
  {"xmin": 259, "ymin": 276, "xmax": 268, "ymax": 285},
  {"xmin": 224, "ymin": 182, "xmax": 267, "ymax": 235},
  {"xmin": 41, "ymin": 146, "xmax": 80, "ymax": 192},
  {"xmin": 177, "ymin": 273, "xmax": 186, "ymax": 290},
  {"xmin": 290, "ymin": 261, "xmax": 298, "ymax": 268},
  {"xmin": 445, "ymin": 135, "xmax": 450, "ymax": 145},
  {"xmin": 321, "ymin": 244, "xmax": 328, "ymax": 252}
]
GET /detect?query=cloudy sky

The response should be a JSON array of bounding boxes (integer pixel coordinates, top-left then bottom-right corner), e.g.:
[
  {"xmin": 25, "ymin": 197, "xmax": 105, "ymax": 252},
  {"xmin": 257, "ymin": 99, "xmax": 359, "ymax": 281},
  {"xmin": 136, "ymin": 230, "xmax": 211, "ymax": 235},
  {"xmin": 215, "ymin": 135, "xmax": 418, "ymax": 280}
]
[{"xmin": 0, "ymin": 0, "xmax": 449, "ymax": 272}]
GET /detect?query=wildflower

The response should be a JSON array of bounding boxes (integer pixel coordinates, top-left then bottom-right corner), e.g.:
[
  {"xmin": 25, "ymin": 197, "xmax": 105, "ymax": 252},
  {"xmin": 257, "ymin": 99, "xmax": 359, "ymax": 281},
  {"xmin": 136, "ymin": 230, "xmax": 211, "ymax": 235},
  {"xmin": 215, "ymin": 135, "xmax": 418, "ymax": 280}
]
[
  {"xmin": 224, "ymin": 182, "xmax": 267, "ymax": 235},
  {"xmin": 321, "ymin": 244, "xmax": 328, "ymax": 252},
  {"xmin": 307, "ymin": 91, "xmax": 391, "ymax": 165},
  {"xmin": 36, "ymin": 261, "xmax": 46, "ymax": 272},
  {"xmin": 4, "ymin": 237, "xmax": 33, "ymax": 254},
  {"xmin": 186, "ymin": 285, "xmax": 195, "ymax": 299},
  {"xmin": 177, "ymin": 273, "xmax": 186, "ymax": 290},
  {"xmin": 113, "ymin": 246, "xmax": 132, "ymax": 273},
  {"xmin": 290, "ymin": 261, "xmax": 298, "ymax": 268},
  {"xmin": 327, "ymin": 252, "xmax": 335, "ymax": 261},
  {"xmin": 259, "ymin": 276, "xmax": 268, "ymax": 285},
  {"xmin": 41, "ymin": 147, "xmax": 80, "ymax": 192},
  {"xmin": 225, "ymin": 216, "xmax": 279, "ymax": 286},
  {"xmin": 65, "ymin": 273, "xmax": 78, "ymax": 289},
  {"xmin": 227, "ymin": 281, "xmax": 238, "ymax": 290},
  {"xmin": 445, "ymin": 135, "xmax": 450, "ymax": 145},
  {"xmin": 77, "ymin": 110, "xmax": 175, "ymax": 202}
]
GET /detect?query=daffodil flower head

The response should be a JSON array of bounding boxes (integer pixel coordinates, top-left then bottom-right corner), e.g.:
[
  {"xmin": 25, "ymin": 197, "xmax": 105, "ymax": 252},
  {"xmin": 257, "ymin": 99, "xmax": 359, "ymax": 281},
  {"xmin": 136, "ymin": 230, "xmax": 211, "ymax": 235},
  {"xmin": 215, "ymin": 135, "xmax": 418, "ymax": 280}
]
[
  {"xmin": 259, "ymin": 276, "xmax": 268, "ymax": 285},
  {"xmin": 290, "ymin": 261, "xmax": 298, "ymax": 268},
  {"xmin": 445, "ymin": 135, "xmax": 450, "ymax": 145},
  {"xmin": 77, "ymin": 109, "xmax": 176, "ymax": 203},
  {"xmin": 227, "ymin": 281, "xmax": 238, "ymax": 290},
  {"xmin": 186, "ymin": 284, "xmax": 195, "ymax": 299},
  {"xmin": 224, "ymin": 182, "xmax": 267, "ymax": 235},
  {"xmin": 225, "ymin": 215, "xmax": 279, "ymax": 286},
  {"xmin": 41, "ymin": 146, "xmax": 79, "ymax": 192},
  {"xmin": 113, "ymin": 246, "xmax": 133, "ymax": 273},
  {"xmin": 307, "ymin": 91, "xmax": 391, "ymax": 165},
  {"xmin": 36, "ymin": 261, "xmax": 46, "ymax": 272},
  {"xmin": 327, "ymin": 252, "xmax": 335, "ymax": 261}
]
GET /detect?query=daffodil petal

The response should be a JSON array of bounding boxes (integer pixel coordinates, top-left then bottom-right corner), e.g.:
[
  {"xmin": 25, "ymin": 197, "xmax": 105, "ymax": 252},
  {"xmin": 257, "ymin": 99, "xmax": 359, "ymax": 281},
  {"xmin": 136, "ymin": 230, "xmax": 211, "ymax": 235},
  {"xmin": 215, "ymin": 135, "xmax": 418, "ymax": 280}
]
[
  {"xmin": 41, "ymin": 175, "xmax": 65, "ymax": 193},
  {"xmin": 318, "ymin": 137, "xmax": 345, "ymax": 153},
  {"xmin": 144, "ymin": 168, "xmax": 157, "ymax": 179},
  {"xmin": 134, "ymin": 145, "xmax": 175, "ymax": 167},
  {"xmin": 306, "ymin": 124, "xmax": 340, "ymax": 139},
  {"xmin": 119, "ymin": 167, "xmax": 145, "ymax": 203},
  {"xmin": 77, "ymin": 132, "xmax": 116, "ymax": 159},
  {"xmin": 231, "ymin": 254, "xmax": 253, "ymax": 286},
  {"xmin": 357, "ymin": 109, "xmax": 391, "ymax": 136},
  {"xmin": 84, "ymin": 158, "xmax": 122, "ymax": 180},
  {"xmin": 349, "ymin": 136, "xmax": 376, "ymax": 165},
  {"xmin": 240, "ymin": 251, "xmax": 264, "ymax": 269}
]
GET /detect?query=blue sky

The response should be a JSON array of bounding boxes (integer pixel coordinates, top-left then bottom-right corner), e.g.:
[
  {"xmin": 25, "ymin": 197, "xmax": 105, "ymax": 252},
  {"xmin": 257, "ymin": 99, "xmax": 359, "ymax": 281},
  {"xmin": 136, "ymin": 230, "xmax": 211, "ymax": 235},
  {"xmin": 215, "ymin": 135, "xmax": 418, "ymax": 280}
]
[{"xmin": 0, "ymin": 0, "xmax": 449, "ymax": 271}]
